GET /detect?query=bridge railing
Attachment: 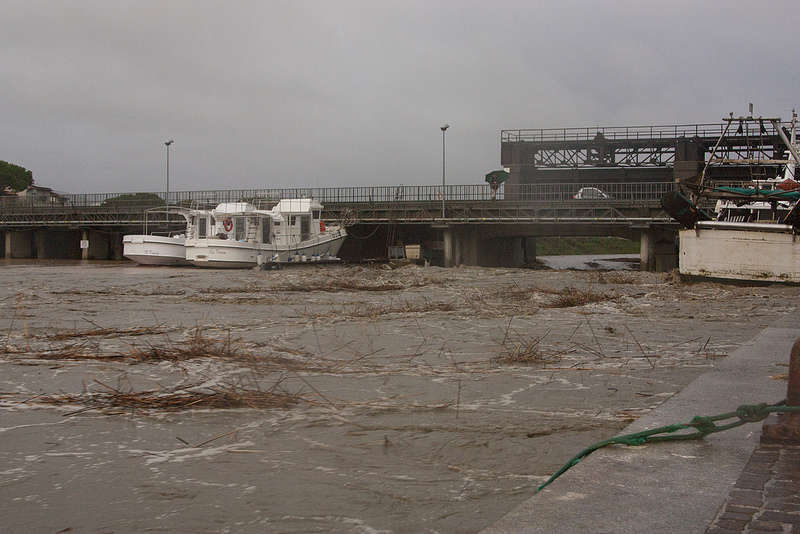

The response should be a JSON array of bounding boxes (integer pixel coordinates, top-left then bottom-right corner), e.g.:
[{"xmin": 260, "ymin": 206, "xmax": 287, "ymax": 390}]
[
  {"xmin": 0, "ymin": 182, "xmax": 676, "ymax": 212},
  {"xmin": 501, "ymin": 121, "xmax": 793, "ymax": 143}
]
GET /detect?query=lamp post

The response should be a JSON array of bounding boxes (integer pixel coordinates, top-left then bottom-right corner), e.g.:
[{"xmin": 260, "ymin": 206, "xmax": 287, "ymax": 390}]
[
  {"xmin": 440, "ymin": 124, "xmax": 449, "ymax": 219},
  {"xmin": 164, "ymin": 139, "xmax": 174, "ymax": 207},
  {"xmin": 164, "ymin": 139, "xmax": 173, "ymax": 227}
]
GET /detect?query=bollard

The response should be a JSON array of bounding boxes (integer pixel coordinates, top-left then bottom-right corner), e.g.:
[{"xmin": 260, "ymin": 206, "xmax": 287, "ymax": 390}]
[
  {"xmin": 788, "ymin": 337, "xmax": 800, "ymax": 406},
  {"xmin": 761, "ymin": 337, "xmax": 800, "ymax": 444}
]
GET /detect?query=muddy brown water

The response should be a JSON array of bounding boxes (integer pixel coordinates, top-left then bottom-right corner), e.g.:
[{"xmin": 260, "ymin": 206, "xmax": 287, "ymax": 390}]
[{"xmin": 1, "ymin": 260, "xmax": 797, "ymax": 533}]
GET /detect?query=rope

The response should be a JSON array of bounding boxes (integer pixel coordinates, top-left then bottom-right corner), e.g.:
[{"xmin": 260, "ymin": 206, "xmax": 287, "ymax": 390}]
[{"xmin": 537, "ymin": 401, "xmax": 800, "ymax": 492}]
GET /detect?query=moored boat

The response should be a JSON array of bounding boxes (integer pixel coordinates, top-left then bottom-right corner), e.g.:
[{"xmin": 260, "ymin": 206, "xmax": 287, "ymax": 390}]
[
  {"xmin": 184, "ymin": 199, "xmax": 346, "ymax": 269},
  {"xmin": 123, "ymin": 207, "xmax": 192, "ymax": 266},
  {"xmin": 668, "ymin": 108, "xmax": 800, "ymax": 282}
]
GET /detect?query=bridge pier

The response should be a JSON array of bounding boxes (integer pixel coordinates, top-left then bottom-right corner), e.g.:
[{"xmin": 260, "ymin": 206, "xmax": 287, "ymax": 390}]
[
  {"xmin": 110, "ymin": 231, "xmax": 123, "ymax": 260},
  {"xmin": 443, "ymin": 227, "xmax": 536, "ymax": 268},
  {"xmin": 33, "ymin": 230, "xmax": 83, "ymax": 259},
  {"xmin": 640, "ymin": 228, "xmax": 677, "ymax": 272},
  {"xmin": 81, "ymin": 230, "xmax": 89, "ymax": 260},
  {"xmin": 5, "ymin": 230, "xmax": 34, "ymax": 258},
  {"xmin": 83, "ymin": 230, "xmax": 118, "ymax": 260},
  {"xmin": 34, "ymin": 230, "xmax": 48, "ymax": 259},
  {"xmin": 1, "ymin": 229, "xmax": 104, "ymax": 260}
]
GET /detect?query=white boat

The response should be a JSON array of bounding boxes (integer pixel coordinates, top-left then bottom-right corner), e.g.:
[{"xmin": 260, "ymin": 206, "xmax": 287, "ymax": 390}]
[
  {"xmin": 675, "ymin": 108, "xmax": 800, "ymax": 282},
  {"xmin": 123, "ymin": 207, "xmax": 192, "ymax": 266},
  {"xmin": 184, "ymin": 199, "xmax": 347, "ymax": 269}
]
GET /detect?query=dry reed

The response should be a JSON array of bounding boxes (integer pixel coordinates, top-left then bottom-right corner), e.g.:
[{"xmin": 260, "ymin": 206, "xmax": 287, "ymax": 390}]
[
  {"xmin": 541, "ymin": 287, "xmax": 614, "ymax": 308},
  {"xmin": 38, "ymin": 381, "xmax": 300, "ymax": 412}
]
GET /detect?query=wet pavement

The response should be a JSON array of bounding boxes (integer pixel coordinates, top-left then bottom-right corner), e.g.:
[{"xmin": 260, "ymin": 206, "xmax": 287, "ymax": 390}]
[{"xmin": 1, "ymin": 260, "xmax": 798, "ymax": 533}]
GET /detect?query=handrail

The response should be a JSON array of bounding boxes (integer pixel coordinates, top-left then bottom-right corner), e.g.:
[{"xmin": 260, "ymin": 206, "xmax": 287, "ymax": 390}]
[
  {"xmin": 0, "ymin": 182, "xmax": 677, "ymax": 212},
  {"xmin": 501, "ymin": 121, "xmax": 796, "ymax": 143}
]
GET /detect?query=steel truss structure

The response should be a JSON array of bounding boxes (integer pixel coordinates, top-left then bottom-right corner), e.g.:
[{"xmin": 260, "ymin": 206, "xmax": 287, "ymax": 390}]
[{"xmin": 502, "ymin": 122, "xmax": 795, "ymax": 169}]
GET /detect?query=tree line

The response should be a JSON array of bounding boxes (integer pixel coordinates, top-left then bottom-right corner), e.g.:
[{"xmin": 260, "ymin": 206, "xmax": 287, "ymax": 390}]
[{"xmin": 0, "ymin": 160, "xmax": 34, "ymax": 191}]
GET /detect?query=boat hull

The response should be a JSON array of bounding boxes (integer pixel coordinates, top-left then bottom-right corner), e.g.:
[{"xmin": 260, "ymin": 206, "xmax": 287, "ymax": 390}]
[
  {"xmin": 123, "ymin": 235, "xmax": 189, "ymax": 266},
  {"xmin": 185, "ymin": 231, "xmax": 346, "ymax": 269},
  {"xmin": 680, "ymin": 223, "xmax": 800, "ymax": 282}
]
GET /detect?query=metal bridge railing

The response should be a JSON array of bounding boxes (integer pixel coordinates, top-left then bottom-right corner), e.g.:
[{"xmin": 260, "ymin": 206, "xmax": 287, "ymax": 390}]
[
  {"xmin": 501, "ymin": 122, "xmax": 794, "ymax": 143},
  {"xmin": 0, "ymin": 182, "xmax": 676, "ymax": 213}
]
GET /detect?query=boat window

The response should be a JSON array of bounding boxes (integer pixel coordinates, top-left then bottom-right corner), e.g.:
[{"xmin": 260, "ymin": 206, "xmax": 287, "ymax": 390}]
[
  {"xmin": 312, "ymin": 210, "xmax": 320, "ymax": 219},
  {"xmin": 198, "ymin": 217, "xmax": 207, "ymax": 238},
  {"xmin": 290, "ymin": 216, "xmax": 297, "ymax": 226},
  {"xmin": 273, "ymin": 220, "xmax": 281, "ymax": 226},
  {"xmin": 261, "ymin": 218, "xmax": 271, "ymax": 243},
  {"xmin": 235, "ymin": 216, "xmax": 246, "ymax": 241},
  {"xmin": 300, "ymin": 215, "xmax": 310, "ymax": 241}
]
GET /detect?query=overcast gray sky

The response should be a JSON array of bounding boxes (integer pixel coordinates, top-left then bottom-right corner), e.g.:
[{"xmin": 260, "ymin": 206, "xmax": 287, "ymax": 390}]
[{"xmin": 2, "ymin": 0, "xmax": 799, "ymax": 193}]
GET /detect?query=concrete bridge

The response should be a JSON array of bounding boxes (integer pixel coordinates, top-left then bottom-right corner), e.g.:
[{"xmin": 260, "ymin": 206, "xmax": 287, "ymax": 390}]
[{"xmin": 0, "ymin": 181, "xmax": 679, "ymax": 269}]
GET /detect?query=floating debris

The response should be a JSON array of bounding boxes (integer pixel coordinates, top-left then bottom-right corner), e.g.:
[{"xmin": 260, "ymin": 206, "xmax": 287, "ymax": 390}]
[{"xmin": 39, "ymin": 381, "xmax": 301, "ymax": 413}]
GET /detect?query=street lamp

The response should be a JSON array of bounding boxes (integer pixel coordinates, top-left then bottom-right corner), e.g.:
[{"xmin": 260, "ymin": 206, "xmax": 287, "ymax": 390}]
[
  {"xmin": 164, "ymin": 139, "xmax": 174, "ymax": 207},
  {"xmin": 440, "ymin": 124, "xmax": 449, "ymax": 219}
]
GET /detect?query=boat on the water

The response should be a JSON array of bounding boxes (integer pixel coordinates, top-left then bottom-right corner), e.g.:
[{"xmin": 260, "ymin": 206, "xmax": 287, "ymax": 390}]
[
  {"xmin": 184, "ymin": 198, "xmax": 347, "ymax": 269},
  {"xmin": 666, "ymin": 108, "xmax": 800, "ymax": 282},
  {"xmin": 123, "ymin": 207, "xmax": 192, "ymax": 266}
]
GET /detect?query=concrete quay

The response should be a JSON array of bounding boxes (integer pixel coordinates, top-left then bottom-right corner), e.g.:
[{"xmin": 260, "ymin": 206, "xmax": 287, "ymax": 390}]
[{"xmin": 483, "ymin": 324, "xmax": 800, "ymax": 534}]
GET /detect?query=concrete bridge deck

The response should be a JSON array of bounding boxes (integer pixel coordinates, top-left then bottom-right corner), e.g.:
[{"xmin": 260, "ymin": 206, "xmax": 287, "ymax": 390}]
[
  {"xmin": 0, "ymin": 181, "xmax": 675, "ymax": 226},
  {"xmin": 0, "ymin": 182, "xmax": 680, "ymax": 269}
]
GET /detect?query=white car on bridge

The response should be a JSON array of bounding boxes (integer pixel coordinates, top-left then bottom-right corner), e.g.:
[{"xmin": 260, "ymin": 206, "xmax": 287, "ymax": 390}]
[{"xmin": 573, "ymin": 187, "xmax": 610, "ymax": 200}]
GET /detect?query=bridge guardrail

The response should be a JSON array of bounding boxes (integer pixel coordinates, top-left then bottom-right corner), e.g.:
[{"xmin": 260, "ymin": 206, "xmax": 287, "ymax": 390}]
[{"xmin": 0, "ymin": 182, "xmax": 676, "ymax": 213}]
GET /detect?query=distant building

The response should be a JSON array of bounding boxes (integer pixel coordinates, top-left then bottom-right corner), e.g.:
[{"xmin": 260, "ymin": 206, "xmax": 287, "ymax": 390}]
[{"xmin": 17, "ymin": 185, "xmax": 67, "ymax": 206}]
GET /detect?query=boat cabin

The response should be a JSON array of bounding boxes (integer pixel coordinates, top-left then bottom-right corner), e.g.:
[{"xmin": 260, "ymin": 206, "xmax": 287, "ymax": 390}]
[
  {"xmin": 202, "ymin": 202, "xmax": 273, "ymax": 244},
  {"xmin": 715, "ymin": 199, "xmax": 791, "ymax": 223},
  {"xmin": 270, "ymin": 199, "xmax": 324, "ymax": 246},
  {"xmin": 191, "ymin": 199, "xmax": 326, "ymax": 246}
]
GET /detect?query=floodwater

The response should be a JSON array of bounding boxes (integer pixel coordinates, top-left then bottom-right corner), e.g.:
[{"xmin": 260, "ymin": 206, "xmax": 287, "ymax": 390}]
[
  {"xmin": 1, "ymin": 260, "xmax": 797, "ymax": 533},
  {"xmin": 537, "ymin": 253, "xmax": 640, "ymax": 271}
]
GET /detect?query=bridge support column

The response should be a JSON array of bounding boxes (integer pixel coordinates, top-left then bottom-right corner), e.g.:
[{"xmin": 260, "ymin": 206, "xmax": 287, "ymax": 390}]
[
  {"xmin": 444, "ymin": 227, "xmax": 536, "ymax": 268},
  {"xmin": 524, "ymin": 237, "xmax": 536, "ymax": 264},
  {"xmin": 34, "ymin": 230, "xmax": 48, "ymax": 259},
  {"xmin": 85, "ymin": 230, "xmax": 113, "ymax": 260},
  {"xmin": 640, "ymin": 228, "xmax": 677, "ymax": 272},
  {"xmin": 486, "ymin": 237, "xmax": 532, "ymax": 267},
  {"xmin": 110, "ymin": 232, "xmax": 123, "ymax": 260},
  {"xmin": 81, "ymin": 230, "xmax": 90, "ymax": 260},
  {"xmin": 6, "ymin": 230, "xmax": 34, "ymax": 259},
  {"xmin": 4, "ymin": 231, "xmax": 10, "ymax": 259},
  {"xmin": 443, "ymin": 227, "xmax": 480, "ymax": 267}
]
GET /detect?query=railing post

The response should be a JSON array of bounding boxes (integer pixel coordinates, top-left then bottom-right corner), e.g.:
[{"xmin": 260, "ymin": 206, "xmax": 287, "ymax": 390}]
[{"xmin": 762, "ymin": 338, "xmax": 800, "ymax": 444}]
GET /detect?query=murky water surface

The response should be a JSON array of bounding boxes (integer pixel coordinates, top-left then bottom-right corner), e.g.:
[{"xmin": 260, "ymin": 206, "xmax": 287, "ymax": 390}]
[{"xmin": 1, "ymin": 260, "xmax": 796, "ymax": 533}]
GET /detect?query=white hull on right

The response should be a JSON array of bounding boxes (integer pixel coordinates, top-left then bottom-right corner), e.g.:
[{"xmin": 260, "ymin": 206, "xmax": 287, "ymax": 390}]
[{"xmin": 680, "ymin": 222, "xmax": 800, "ymax": 282}]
